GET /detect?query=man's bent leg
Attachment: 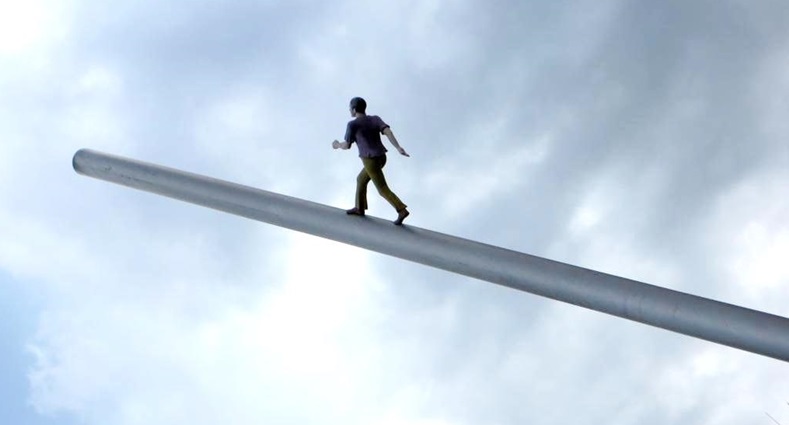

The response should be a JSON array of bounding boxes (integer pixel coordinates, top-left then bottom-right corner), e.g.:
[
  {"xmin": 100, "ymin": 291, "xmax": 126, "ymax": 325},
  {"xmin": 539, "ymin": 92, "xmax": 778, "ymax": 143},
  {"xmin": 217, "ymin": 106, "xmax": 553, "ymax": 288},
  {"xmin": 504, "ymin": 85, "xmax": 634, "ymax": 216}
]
[{"xmin": 362, "ymin": 156, "xmax": 407, "ymax": 212}]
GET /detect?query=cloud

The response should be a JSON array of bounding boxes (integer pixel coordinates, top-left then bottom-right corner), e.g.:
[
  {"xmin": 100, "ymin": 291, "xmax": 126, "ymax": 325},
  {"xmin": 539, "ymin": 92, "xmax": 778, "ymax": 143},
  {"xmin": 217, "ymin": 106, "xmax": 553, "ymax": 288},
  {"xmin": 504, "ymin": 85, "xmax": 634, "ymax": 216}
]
[
  {"xmin": 0, "ymin": 0, "xmax": 63, "ymax": 55},
  {"xmin": 705, "ymin": 169, "xmax": 789, "ymax": 307},
  {"xmin": 0, "ymin": 0, "xmax": 787, "ymax": 424}
]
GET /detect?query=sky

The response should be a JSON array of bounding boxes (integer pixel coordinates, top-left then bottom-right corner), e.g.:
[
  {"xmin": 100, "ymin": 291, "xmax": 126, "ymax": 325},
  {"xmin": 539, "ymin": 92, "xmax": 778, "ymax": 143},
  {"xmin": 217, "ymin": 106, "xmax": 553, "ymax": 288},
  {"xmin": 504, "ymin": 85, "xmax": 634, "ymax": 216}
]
[{"xmin": 1, "ymin": 0, "xmax": 788, "ymax": 424}]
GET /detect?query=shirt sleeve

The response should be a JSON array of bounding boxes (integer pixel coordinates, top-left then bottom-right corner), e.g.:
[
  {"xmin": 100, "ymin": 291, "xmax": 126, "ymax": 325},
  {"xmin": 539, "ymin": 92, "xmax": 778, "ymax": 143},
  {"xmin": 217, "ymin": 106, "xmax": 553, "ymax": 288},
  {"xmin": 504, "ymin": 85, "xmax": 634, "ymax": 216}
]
[
  {"xmin": 344, "ymin": 121, "xmax": 355, "ymax": 145},
  {"xmin": 376, "ymin": 116, "xmax": 390, "ymax": 133}
]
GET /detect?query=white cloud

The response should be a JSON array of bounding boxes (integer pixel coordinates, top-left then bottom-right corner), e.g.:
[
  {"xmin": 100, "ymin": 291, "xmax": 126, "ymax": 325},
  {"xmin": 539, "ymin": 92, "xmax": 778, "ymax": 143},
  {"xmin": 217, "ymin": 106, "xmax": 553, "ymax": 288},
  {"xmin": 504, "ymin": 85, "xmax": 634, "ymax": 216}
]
[
  {"xmin": 20, "ymin": 220, "xmax": 407, "ymax": 424},
  {"xmin": 192, "ymin": 88, "xmax": 285, "ymax": 185},
  {"xmin": 0, "ymin": 0, "xmax": 52, "ymax": 54},
  {"xmin": 1, "ymin": 1, "xmax": 788, "ymax": 425},
  {"xmin": 421, "ymin": 133, "xmax": 551, "ymax": 219},
  {"xmin": 61, "ymin": 66, "xmax": 131, "ymax": 154},
  {"xmin": 707, "ymin": 170, "xmax": 789, "ymax": 308}
]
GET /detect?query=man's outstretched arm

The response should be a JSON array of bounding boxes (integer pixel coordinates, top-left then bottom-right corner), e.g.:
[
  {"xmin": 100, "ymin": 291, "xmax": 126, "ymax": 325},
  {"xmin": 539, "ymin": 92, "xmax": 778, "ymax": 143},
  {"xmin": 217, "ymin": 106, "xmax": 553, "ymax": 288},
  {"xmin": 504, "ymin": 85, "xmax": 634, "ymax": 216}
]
[{"xmin": 383, "ymin": 127, "xmax": 410, "ymax": 157}]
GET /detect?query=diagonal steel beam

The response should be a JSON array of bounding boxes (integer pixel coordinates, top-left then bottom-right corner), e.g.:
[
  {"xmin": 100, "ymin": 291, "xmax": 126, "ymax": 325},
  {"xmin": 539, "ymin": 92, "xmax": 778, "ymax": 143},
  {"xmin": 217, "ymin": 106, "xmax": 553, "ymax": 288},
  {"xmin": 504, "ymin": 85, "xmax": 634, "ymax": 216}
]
[{"xmin": 72, "ymin": 148, "xmax": 789, "ymax": 362}]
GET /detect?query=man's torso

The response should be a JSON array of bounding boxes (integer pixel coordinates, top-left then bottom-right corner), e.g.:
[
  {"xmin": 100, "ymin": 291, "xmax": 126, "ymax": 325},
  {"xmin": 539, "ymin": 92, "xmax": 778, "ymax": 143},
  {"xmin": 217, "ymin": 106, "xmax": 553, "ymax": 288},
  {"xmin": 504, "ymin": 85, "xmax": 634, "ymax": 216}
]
[{"xmin": 345, "ymin": 115, "xmax": 389, "ymax": 158}]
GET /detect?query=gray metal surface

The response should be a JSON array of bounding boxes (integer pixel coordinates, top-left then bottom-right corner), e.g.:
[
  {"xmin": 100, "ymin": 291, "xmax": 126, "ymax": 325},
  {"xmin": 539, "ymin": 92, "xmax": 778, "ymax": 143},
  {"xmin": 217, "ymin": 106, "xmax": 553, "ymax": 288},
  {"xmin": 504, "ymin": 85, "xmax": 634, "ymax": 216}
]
[{"xmin": 73, "ymin": 148, "xmax": 789, "ymax": 362}]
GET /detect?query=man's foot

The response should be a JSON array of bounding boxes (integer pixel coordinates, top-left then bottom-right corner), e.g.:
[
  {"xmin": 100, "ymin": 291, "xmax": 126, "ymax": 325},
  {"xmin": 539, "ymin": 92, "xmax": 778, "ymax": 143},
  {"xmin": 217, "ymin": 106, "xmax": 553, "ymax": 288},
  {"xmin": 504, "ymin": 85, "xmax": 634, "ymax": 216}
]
[
  {"xmin": 346, "ymin": 207, "xmax": 365, "ymax": 216},
  {"xmin": 393, "ymin": 209, "xmax": 410, "ymax": 226}
]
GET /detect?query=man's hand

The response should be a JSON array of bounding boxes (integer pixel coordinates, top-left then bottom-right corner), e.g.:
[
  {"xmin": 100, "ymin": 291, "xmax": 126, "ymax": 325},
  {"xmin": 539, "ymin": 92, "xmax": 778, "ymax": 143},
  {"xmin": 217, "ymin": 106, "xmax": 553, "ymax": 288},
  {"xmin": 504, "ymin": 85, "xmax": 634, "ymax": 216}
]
[
  {"xmin": 383, "ymin": 128, "xmax": 409, "ymax": 157},
  {"xmin": 332, "ymin": 140, "xmax": 350, "ymax": 150}
]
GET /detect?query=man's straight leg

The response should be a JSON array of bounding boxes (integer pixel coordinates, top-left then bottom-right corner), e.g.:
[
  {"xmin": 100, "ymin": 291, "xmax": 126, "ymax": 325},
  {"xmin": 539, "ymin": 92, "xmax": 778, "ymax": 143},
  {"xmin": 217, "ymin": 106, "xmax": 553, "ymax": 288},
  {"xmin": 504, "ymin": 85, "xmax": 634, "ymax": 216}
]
[{"xmin": 355, "ymin": 167, "xmax": 371, "ymax": 211}]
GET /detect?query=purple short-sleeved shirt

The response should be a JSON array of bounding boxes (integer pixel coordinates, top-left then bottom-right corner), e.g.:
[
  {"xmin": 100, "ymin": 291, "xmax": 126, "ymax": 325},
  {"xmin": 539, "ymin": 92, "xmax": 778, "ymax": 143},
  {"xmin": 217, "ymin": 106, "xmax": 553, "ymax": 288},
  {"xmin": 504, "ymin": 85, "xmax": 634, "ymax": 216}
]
[{"xmin": 345, "ymin": 115, "xmax": 390, "ymax": 158}]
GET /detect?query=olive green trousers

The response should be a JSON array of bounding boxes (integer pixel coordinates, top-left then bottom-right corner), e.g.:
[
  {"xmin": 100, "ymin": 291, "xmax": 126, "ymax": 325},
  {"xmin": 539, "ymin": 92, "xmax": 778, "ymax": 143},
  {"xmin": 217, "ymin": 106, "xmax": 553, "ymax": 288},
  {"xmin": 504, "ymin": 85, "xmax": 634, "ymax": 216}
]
[{"xmin": 356, "ymin": 155, "xmax": 407, "ymax": 212}]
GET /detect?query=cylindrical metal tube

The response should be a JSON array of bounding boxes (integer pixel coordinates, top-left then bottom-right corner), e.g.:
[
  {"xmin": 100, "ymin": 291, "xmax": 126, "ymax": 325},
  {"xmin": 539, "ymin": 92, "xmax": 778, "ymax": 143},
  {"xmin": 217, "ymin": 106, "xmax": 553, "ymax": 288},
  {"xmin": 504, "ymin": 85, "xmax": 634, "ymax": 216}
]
[{"xmin": 73, "ymin": 148, "xmax": 789, "ymax": 362}]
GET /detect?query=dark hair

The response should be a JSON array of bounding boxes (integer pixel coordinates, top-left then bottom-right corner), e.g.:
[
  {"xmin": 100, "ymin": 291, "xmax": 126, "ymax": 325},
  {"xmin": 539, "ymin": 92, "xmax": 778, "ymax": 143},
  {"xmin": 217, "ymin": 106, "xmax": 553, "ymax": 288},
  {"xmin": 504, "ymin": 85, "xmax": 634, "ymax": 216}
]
[{"xmin": 350, "ymin": 97, "xmax": 367, "ymax": 114}]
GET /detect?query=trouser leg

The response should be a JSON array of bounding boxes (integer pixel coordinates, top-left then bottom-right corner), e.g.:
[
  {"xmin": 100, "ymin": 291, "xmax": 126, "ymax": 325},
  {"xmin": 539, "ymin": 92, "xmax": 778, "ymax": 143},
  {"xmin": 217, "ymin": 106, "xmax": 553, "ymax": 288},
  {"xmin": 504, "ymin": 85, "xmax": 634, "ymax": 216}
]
[
  {"xmin": 355, "ymin": 166, "xmax": 371, "ymax": 210},
  {"xmin": 362, "ymin": 155, "xmax": 407, "ymax": 212}
]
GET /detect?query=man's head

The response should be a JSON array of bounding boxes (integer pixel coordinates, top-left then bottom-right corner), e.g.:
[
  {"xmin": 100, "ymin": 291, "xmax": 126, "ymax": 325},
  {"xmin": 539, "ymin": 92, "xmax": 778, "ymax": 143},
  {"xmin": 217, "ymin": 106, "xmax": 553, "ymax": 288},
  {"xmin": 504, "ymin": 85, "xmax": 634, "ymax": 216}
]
[{"xmin": 349, "ymin": 97, "xmax": 367, "ymax": 116}]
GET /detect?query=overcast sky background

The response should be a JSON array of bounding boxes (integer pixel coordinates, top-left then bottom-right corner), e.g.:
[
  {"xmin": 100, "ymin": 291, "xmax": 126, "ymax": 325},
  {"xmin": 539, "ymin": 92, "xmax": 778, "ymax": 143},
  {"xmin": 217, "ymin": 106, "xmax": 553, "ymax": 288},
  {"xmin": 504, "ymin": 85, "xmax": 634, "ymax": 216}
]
[{"xmin": 1, "ymin": 0, "xmax": 788, "ymax": 424}]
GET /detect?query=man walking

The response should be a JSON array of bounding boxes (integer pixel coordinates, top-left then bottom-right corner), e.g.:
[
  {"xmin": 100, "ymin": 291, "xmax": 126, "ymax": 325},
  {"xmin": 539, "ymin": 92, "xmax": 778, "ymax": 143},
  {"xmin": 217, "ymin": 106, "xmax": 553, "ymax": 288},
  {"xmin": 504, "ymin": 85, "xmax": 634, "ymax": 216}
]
[{"xmin": 332, "ymin": 97, "xmax": 411, "ymax": 225}]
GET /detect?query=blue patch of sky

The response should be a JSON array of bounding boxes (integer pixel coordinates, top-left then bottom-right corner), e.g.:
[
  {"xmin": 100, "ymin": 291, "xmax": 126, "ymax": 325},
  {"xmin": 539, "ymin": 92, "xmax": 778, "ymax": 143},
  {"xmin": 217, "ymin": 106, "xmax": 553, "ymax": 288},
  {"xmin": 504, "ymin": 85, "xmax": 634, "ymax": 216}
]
[{"xmin": 0, "ymin": 270, "xmax": 79, "ymax": 425}]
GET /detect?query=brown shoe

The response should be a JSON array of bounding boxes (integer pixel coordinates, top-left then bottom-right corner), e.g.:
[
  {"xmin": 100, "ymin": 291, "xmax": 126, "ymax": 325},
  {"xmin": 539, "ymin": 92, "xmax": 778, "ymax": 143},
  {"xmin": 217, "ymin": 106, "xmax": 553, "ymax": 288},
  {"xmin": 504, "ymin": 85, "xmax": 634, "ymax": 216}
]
[
  {"xmin": 346, "ymin": 207, "xmax": 365, "ymax": 216},
  {"xmin": 393, "ymin": 209, "xmax": 410, "ymax": 225}
]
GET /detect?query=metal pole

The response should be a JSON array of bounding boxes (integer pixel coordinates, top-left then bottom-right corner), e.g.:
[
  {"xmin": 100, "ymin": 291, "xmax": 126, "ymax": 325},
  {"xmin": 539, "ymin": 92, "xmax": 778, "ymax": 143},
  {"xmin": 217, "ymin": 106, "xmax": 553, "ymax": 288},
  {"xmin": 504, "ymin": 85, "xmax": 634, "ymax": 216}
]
[{"xmin": 72, "ymin": 148, "xmax": 789, "ymax": 362}]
